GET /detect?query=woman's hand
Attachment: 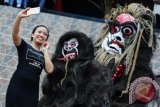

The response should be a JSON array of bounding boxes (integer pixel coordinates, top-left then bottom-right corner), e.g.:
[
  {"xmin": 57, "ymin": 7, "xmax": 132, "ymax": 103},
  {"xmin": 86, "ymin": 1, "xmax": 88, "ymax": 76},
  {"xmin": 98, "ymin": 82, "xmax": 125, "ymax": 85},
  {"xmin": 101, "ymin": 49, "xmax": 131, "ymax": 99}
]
[
  {"xmin": 41, "ymin": 42, "xmax": 51, "ymax": 52},
  {"xmin": 17, "ymin": 7, "xmax": 30, "ymax": 19}
]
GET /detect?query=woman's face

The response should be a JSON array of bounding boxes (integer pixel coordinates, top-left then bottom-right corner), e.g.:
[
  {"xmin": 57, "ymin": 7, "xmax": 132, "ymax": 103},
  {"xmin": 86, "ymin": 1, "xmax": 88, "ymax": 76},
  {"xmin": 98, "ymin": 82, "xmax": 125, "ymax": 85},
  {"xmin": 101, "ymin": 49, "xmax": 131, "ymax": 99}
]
[{"xmin": 32, "ymin": 26, "xmax": 48, "ymax": 46}]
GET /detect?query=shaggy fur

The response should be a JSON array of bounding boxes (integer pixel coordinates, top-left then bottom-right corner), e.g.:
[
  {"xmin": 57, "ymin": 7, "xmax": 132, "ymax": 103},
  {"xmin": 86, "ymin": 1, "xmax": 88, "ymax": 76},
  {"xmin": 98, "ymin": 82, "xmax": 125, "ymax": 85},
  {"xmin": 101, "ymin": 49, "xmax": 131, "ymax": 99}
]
[
  {"xmin": 38, "ymin": 31, "xmax": 112, "ymax": 107},
  {"xmin": 93, "ymin": 3, "xmax": 157, "ymax": 107},
  {"xmin": 111, "ymin": 30, "xmax": 157, "ymax": 107},
  {"xmin": 112, "ymin": 7, "xmax": 157, "ymax": 107}
]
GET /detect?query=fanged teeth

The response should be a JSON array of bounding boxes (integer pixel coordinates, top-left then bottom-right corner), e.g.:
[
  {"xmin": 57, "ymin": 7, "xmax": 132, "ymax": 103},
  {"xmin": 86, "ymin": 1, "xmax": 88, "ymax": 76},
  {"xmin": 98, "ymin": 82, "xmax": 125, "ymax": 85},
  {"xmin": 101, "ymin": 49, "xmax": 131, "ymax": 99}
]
[{"xmin": 65, "ymin": 53, "xmax": 76, "ymax": 59}]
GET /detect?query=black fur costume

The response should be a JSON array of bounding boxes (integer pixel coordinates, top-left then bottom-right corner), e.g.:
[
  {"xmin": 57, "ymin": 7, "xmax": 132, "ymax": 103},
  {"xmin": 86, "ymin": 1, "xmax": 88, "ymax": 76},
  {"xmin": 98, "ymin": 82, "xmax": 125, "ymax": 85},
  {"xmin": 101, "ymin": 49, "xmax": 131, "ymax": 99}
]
[
  {"xmin": 38, "ymin": 31, "xmax": 112, "ymax": 107},
  {"xmin": 93, "ymin": 3, "xmax": 157, "ymax": 107}
]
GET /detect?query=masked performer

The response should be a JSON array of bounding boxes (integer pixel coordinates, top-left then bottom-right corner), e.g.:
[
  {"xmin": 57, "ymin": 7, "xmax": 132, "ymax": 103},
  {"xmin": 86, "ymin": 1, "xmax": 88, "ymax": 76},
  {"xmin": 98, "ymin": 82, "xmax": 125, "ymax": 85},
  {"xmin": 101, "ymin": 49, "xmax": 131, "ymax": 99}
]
[
  {"xmin": 94, "ymin": 3, "xmax": 157, "ymax": 107},
  {"xmin": 38, "ymin": 31, "xmax": 112, "ymax": 107}
]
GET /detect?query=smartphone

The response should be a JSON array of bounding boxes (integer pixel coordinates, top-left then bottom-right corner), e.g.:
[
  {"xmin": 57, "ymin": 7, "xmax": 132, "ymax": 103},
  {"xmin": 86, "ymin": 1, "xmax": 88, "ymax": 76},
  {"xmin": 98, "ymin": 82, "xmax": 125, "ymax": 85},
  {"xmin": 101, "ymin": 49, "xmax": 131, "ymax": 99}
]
[{"xmin": 27, "ymin": 7, "xmax": 40, "ymax": 15}]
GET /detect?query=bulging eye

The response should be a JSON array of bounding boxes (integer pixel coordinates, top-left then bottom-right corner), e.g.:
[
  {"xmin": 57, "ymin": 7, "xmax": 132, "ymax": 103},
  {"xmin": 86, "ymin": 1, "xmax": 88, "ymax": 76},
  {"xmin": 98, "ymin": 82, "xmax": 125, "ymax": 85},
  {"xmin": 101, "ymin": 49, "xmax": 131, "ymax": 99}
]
[{"xmin": 121, "ymin": 26, "xmax": 134, "ymax": 37}]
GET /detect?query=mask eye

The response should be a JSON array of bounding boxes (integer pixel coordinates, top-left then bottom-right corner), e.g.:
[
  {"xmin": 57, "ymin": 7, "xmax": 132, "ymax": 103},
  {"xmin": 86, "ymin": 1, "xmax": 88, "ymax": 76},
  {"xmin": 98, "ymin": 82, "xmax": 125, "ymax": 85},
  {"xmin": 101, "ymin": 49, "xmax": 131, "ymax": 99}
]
[
  {"xmin": 64, "ymin": 42, "xmax": 68, "ymax": 49},
  {"xmin": 121, "ymin": 25, "xmax": 134, "ymax": 37},
  {"xmin": 110, "ymin": 26, "xmax": 120, "ymax": 34},
  {"xmin": 70, "ymin": 42, "xmax": 76, "ymax": 47}
]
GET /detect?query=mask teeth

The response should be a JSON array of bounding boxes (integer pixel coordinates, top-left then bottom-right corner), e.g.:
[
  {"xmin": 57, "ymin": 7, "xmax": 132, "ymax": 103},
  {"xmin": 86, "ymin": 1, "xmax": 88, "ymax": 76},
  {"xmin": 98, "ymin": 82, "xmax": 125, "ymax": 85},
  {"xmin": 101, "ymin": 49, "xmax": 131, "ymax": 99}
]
[{"xmin": 57, "ymin": 56, "xmax": 68, "ymax": 61}]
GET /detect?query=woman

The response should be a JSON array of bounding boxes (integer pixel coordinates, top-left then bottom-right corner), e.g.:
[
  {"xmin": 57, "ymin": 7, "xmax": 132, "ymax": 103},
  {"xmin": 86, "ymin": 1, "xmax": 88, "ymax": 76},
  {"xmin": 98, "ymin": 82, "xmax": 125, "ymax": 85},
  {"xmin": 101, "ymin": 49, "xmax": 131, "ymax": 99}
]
[{"xmin": 5, "ymin": 8, "xmax": 54, "ymax": 107}]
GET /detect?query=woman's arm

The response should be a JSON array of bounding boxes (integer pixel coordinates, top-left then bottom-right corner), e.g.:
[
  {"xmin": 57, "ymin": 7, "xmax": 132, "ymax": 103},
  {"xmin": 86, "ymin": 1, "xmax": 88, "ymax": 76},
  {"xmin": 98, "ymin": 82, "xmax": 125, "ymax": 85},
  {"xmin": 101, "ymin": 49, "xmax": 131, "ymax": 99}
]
[
  {"xmin": 12, "ymin": 8, "xmax": 30, "ymax": 46},
  {"xmin": 42, "ymin": 42, "xmax": 54, "ymax": 74}
]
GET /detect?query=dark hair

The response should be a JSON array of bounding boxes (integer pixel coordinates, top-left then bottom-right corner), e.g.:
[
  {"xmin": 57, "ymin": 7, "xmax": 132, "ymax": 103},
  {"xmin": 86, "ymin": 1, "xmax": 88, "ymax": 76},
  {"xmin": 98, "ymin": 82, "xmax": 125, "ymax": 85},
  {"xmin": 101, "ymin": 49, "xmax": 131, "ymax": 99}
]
[{"xmin": 31, "ymin": 25, "xmax": 49, "ymax": 41}]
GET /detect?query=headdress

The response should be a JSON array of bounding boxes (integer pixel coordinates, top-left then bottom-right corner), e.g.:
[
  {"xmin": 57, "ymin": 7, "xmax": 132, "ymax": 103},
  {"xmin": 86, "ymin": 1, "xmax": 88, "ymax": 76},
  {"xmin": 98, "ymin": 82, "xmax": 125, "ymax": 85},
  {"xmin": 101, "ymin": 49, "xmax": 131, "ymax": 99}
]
[{"xmin": 94, "ymin": 3, "xmax": 156, "ymax": 95}]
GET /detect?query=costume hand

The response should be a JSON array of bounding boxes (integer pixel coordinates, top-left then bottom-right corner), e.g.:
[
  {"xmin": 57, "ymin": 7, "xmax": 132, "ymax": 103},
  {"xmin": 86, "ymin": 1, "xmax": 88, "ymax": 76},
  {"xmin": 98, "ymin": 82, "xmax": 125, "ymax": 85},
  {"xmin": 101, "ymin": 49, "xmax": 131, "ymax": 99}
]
[
  {"xmin": 17, "ymin": 7, "xmax": 30, "ymax": 19},
  {"xmin": 41, "ymin": 42, "xmax": 51, "ymax": 52}
]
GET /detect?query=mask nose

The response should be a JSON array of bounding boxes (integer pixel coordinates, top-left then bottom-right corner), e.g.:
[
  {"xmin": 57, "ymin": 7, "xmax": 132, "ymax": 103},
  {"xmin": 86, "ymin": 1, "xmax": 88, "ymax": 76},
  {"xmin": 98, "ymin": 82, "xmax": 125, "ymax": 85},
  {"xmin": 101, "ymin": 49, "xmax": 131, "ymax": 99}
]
[
  {"xmin": 112, "ymin": 31, "xmax": 123, "ymax": 42},
  {"xmin": 66, "ymin": 45, "xmax": 72, "ymax": 51},
  {"xmin": 112, "ymin": 32, "xmax": 125, "ymax": 46},
  {"xmin": 116, "ymin": 36, "xmax": 122, "ymax": 41}
]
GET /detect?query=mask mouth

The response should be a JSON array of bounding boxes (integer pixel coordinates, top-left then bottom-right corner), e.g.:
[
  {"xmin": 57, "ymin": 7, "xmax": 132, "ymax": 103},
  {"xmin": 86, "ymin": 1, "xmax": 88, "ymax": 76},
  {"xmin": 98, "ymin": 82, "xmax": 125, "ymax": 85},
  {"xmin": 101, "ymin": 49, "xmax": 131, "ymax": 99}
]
[
  {"xmin": 65, "ymin": 51, "xmax": 77, "ymax": 60},
  {"xmin": 59, "ymin": 48, "xmax": 78, "ymax": 61},
  {"xmin": 57, "ymin": 50, "xmax": 78, "ymax": 61},
  {"xmin": 108, "ymin": 40, "xmax": 124, "ymax": 55},
  {"xmin": 108, "ymin": 46, "xmax": 119, "ymax": 54},
  {"xmin": 111, "ymin": 40, "xmax": 124, "ymax": 49}
]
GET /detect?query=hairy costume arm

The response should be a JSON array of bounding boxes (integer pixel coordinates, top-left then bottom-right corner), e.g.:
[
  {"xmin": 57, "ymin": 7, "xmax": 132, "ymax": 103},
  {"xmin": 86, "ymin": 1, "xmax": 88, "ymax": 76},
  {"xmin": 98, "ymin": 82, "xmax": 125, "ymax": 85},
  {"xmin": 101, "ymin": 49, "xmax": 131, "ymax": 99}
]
[
  {"xmin": 41, "ymin": 75, "xmax": 52, "ymax": 94},
  {"xmin": 82, "ymin": 62, "xmax": 112, "ymax": 107}
]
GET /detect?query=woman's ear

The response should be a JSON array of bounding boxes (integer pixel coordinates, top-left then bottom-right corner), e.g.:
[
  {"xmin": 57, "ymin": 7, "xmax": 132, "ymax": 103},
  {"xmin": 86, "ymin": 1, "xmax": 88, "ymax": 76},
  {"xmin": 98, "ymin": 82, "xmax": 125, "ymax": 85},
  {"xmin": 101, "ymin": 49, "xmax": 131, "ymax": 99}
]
[
  {"xmin": 31, "ymin": 33, "xmax": 34, "ymax": 38},
  {"xmin": 31, "ymin": 34, "xmax": 34, "ymax": 41}
]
